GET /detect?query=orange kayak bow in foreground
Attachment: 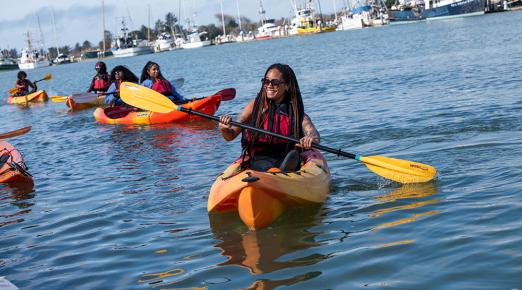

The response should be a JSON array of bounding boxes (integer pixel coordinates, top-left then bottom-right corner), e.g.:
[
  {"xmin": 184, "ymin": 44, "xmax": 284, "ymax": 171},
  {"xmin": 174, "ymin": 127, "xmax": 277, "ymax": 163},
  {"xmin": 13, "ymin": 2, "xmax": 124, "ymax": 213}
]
[
  {"xmin": 208, "ymin": 150, "xmax": 331, "ymax": 230},
  {"xmin": 0, "ymin": 141, "xmax": 33, "ymax": 184}
]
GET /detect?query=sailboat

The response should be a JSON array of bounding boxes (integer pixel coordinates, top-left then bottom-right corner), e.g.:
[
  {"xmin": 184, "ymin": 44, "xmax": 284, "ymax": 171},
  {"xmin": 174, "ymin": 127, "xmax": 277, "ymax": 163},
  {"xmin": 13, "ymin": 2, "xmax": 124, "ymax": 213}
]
[
  {"xmin": 18, "ymin": 32, "xmax": 50, "ymax": 70},
  {"xmin": 180, "ymin": 13, "xmax": 211, "ymax": 49}
]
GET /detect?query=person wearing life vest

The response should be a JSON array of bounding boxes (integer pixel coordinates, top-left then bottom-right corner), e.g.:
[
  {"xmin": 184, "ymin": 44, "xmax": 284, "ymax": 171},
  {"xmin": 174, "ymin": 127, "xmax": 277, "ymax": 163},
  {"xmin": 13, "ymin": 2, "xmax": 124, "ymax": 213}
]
[
  {"xmin": 104, "ymin": 65, "xmax": 139, "ymax": 107},
  {"xmin": 139, "ymin": 61, "xmax": 184, "ymax": 103},
  {"xmin": 13, "ymin": 71, "xmax": 36, "ymax": 96},
  {"xmin": 87, "ymin": 61, "xmax": 111, "ymax": 93},
  {"xmin": 218, "ymin": 63, "xmax": 320, "ymax": 172}
]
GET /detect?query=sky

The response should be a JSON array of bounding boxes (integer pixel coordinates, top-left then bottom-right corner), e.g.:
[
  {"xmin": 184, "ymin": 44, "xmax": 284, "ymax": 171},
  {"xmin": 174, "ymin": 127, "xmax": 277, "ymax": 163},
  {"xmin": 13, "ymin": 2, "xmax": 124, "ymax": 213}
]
[{"xmin": 0, "ymin": 0, "xmax": 341, "ymax": 51}]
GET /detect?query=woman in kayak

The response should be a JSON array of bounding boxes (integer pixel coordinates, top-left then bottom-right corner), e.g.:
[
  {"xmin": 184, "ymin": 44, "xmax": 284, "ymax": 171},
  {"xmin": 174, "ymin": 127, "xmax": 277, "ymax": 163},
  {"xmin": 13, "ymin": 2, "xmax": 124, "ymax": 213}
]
[
  {"xmin": 139, "ymin": 61, "xmax": 184, "ymax": 103},
  {"xmin": 218, "ymin": 63, "xmax": 320, "ymax": 172},
  {"xmin": 104, "ymin": 65, "xmax": 139, "ymax": 106},
  {"xmin": 87, "ymin": 61, "xmax": 111, "ymax": 93},
  {"xmin": 13, "ymin": 71, "xmax": 36, "ymax": 96}
]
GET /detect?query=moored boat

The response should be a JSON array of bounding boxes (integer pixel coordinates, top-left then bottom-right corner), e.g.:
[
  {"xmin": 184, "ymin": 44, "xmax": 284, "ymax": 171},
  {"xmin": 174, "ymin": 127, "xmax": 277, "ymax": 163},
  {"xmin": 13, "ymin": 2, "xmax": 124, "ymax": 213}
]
[
  {"xmin": 0, "ymin": 140, "xmax": 33, "ymax": 184},
  {"xmin": 7, "ymin": 90, "xmax": 48, "ymax": 105},
  {"xmin": 93, "ymin": 93, "xmax": 222, "ymax": 125},
  {"xmin": 388, "ymin": 0, "xmax": 485, "ymax": 22},
  {"xmin": 0, "ymin": 57, "xmax": 18, "ymax": 70},
  {"xmin": 208, "ymin": 149, "xmax": 331, "ymax": 229}
]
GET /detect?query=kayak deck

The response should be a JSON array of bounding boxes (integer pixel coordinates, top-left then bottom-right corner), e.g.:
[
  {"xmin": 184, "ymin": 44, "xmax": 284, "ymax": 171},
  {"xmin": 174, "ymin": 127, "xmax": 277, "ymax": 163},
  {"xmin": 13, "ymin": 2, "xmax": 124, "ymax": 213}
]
[{"xmin": 208, "ymin": 150, "xmax": 331, "ymax": 229}]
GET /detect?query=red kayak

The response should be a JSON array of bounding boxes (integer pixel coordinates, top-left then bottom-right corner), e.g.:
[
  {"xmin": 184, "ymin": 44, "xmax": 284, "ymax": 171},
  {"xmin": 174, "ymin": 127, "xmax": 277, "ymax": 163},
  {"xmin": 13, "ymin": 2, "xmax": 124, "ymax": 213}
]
[
  {"xmin": 0, "ymin": 141, "xmax": 33, "ymax": 184},
  {"xmin": 93, "ymin": 88, "xmax": 235, "ymax": 125}
]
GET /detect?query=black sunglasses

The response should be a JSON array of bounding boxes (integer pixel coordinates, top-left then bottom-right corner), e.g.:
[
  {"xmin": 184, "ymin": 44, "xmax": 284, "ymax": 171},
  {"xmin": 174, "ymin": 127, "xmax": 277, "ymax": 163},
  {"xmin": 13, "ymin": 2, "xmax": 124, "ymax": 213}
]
[{"xmin": 261, "ymin": 78, "xmax": 284, "ymax": 87}]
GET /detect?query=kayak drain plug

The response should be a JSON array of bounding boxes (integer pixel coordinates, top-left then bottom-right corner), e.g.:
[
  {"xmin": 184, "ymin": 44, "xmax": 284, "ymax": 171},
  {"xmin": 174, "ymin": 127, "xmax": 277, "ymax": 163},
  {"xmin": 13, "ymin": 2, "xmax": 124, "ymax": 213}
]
[{"xmin": 242, "ymin": 172, "xmax": 259, "ymax": 183}]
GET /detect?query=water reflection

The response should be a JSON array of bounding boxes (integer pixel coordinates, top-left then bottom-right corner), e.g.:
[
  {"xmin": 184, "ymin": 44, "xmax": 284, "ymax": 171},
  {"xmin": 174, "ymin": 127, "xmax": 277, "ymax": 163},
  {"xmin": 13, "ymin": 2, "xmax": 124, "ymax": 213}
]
[
  {"xmin": 209, "ymin": 206, "xmax": 328, "ymax": 288},
  {"xmin": 371, "ymin": 182, "xmax": 440, "ymax": 231},
  {"xmin": 0, "ymin": 182, "xmax": 35, "ymax": 228}
]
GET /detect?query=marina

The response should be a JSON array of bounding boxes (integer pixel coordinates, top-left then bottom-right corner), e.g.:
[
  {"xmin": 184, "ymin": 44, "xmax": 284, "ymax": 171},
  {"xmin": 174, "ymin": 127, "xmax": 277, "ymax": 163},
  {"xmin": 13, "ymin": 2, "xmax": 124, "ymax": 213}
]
[{"xmin": 1, "ymin": 2, "xmax": 522, "ymax": 290}]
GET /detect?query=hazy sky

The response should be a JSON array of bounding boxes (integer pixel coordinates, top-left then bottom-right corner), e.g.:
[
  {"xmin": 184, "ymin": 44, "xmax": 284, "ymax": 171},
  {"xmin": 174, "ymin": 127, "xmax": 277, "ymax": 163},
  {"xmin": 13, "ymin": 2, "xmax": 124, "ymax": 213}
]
[{"xmin": 0, "ymin": 0, "xmax": 340, "ymax": 51}]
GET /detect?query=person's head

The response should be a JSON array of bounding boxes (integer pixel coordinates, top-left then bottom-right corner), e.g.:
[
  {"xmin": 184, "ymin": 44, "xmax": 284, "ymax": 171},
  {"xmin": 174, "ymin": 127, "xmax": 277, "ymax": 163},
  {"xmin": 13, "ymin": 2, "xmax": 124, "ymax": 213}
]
[
  {"xmin": 17, "ymin": 71, "xmax": 27, "ymax": 80},
  {"xmin": 111, "ymin": 65, "xmax": 138, "ymax": 83},
  {"xmin": 95, "ymin": 61, "xmax": 108, "ymax": 74},
  {"xmin": 140, "ymin": 61, "xmax": 165, "ymax": 83},
  {"xmin": 251, "ymin": 63, "xmax": 304, "ymax": 139}
]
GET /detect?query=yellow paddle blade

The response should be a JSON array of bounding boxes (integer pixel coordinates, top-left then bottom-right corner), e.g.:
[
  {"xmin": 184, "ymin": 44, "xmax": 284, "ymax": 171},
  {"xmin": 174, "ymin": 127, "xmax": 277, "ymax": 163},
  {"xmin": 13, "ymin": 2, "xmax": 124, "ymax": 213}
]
[
  {"xmin": 358, "ymin": 155, "xmax": 437, "ymax": 184},
  {"xmin": 8, "ymin": 87, "xmax": 18, "ymax": 94},
  {"xmin": 51, "ymin": 95, "xmax": 68, "ymax": 102},
  {"xmin": 43, "ymin": 73, "xmax": 52, "ymax": 81},
  {"xmin": 120, "ymin": 82, "xmax": 177, "ymax": 113}
]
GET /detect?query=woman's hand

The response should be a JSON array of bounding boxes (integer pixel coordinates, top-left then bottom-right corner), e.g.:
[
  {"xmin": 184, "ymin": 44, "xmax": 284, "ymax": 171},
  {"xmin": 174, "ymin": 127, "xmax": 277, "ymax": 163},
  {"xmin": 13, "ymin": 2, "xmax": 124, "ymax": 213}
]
[
  {"xmin": 297, "ymin": 135, "xmax": 319, "ymax": 150},
  {"xmin": 219, "ymin": 115, "xmax": 232, "ymax": 131}
]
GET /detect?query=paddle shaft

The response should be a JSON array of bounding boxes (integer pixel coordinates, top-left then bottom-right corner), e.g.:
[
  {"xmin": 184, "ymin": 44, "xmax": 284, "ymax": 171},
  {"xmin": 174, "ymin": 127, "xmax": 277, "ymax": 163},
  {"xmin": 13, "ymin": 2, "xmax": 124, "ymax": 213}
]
[{"xmin": 177, "ymin": 107, "xmax": 357, "ymax": 159}]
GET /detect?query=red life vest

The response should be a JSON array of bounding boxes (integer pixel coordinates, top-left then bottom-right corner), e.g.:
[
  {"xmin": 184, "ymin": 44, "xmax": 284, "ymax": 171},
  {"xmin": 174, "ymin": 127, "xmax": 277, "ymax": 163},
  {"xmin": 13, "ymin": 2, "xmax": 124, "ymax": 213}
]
[
  {"xmin": 93, "ymin": 74, "xmax": 110, "ymax": 92},
  {"xmin": 244, "ymin": 103, "xmax": 293, "ymax": 156},
  {"xmin": 151, "ymin": 79, "xmax": 173, "ymax": 96},
  {"xmin": 16, "ymin": 80, "xmax": 30, "ymax": 95}
]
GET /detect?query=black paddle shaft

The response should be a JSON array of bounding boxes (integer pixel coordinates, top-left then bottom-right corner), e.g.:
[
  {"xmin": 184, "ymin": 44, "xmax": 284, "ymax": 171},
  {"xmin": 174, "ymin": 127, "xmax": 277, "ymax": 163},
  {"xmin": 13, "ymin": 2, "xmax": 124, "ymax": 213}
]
[{"xmin": 179, "ymin": 107, "xmax": 357, "ymax": 160}]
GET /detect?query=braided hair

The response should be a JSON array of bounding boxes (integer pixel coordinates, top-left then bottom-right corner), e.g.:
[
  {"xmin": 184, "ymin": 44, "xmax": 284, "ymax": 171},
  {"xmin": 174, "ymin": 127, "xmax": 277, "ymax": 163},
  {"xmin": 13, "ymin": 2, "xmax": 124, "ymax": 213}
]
[{"xmin": 248, "ymin": 63, "xmax": 305, "ymax": 143}]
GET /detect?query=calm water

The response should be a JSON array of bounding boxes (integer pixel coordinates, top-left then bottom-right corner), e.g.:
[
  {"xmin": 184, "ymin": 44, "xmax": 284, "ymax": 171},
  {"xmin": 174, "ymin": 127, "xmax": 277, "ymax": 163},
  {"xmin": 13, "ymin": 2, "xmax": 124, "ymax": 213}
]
[{"xmin": 1, "ymin": 11, "xmax": 521, "ymax": 290}]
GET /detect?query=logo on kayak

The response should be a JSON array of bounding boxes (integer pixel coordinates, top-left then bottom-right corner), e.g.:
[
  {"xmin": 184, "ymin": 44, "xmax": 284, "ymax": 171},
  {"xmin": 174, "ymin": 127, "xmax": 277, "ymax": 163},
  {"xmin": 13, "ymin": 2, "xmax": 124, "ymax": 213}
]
[
  {"xmin": 410, "ymin": 164, "xmax": 428, "ymax": 171},
  {"xmin": 137, "ymin": 112, "xmax": 150, "ymax": 117}
]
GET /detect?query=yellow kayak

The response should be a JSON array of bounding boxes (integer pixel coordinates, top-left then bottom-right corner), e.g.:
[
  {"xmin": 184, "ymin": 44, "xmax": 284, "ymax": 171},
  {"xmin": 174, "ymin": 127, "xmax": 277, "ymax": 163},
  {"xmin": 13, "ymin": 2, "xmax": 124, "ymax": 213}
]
[
  {"xmin": 7, "ymin": 90, "xmax": 48, "ymax": 105},
  {"xmin": 208, "ymin": 149, "xmax": 331, "ymax": 229}
]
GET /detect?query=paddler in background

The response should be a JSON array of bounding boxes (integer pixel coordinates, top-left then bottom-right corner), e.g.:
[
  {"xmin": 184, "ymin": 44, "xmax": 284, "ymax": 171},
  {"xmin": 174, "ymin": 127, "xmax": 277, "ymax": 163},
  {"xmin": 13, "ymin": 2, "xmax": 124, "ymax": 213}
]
[
  {"xmin": 87, "ymin": 61, "xmax": 111, "ymax": 94},
  {"xmin": 218, "ymin": 63, "xmax": 320, "ymax": 172},
  {"xmin": 13, "ymin": 71, "xmax": 36, "ymax": 96},
  {"xmin": 104, "ymin": 65, "xmax": 139, "ymax": 107},
  {"xmin": 139, "ymin": 61, "xmax": 185, "ymax": 103}
]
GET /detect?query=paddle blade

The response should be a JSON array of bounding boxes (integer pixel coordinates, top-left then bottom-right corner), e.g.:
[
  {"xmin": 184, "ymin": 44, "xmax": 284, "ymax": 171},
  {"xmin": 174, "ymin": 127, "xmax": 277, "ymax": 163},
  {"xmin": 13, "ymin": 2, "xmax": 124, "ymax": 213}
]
[
  {"xmin": 216, "ymin": 88, "xmax": 236, "ymax": 101},
  {"xmin": 43, "ymin": 73, "xmax": 52, "ymax": 81},
  {"xmin": 170, "ymin": 78, "xmax": 184, "ymax": 89},
  {"xmin": 8, "ymin": 87, "xmax": 18, "ymax": 95},
  {"xmin": 0, "ymin": 126, "xmax": 31, "ymax": 139},
  {"xmin": 358, "ymin": 155, "xmax": 437, "ymax": 184},
  {"xmin": 120, "ymin": 82, "xmax": 177, "ymax": 113},
  {"xmin": 51, "ymin": 95, "xmax": 68, "ymax": 102}
]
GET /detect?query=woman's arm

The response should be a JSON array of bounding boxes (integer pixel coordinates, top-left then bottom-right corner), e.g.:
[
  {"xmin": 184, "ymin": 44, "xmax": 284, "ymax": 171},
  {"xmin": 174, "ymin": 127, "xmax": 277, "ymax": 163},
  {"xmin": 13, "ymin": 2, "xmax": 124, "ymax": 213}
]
[
  {"xmin": 299, "ymin": 113, "xmax": 320, "ymax": 149},
  {"xmin": 218, "ymin": 99, "xmax": 255, "ymax": 141}
]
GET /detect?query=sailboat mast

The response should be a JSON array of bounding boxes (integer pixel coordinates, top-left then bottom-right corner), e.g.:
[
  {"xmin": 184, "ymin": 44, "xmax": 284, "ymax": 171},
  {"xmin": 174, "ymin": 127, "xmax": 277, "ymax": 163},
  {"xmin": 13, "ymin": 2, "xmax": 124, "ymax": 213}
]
[
  {"xmin": 220, "ymin": 0, "xmax": 226, "ymax": 36},
  {"xmin": 235, "ymin": 0, "xmax": 242, "ymax": 32},
  {"xmin": 148, "ymin": 4, "xmax": 151, "ymax": 43},
  {"xmin": 102, "ymin": 0, "xmax": 106, "ymax": 54},
  {"xmin": 51, "ymin": 9, "xmax": 60, "ymax": 56}
]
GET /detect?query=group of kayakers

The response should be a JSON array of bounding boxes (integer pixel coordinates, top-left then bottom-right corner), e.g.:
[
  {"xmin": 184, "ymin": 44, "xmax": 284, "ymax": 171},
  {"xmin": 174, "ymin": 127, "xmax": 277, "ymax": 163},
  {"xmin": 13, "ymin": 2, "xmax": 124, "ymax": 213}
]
[
  {"xmin": 85, "ymin": 61, "xmax": 185, "ymax": 107},
  {"xmin": 11, "ymin": 62, "xmax": 319, "ymax": 173}
]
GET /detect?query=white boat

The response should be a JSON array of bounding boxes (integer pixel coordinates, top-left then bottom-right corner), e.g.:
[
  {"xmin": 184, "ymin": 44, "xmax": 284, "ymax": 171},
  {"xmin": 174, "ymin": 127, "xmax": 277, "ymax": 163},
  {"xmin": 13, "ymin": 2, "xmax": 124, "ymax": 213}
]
[
  {"xmin": 180, "ymin": 32, "xmax": 211, "ymax": 49},
  {"xmin": 154, "ymin": 33, "xmax": 175, "ymax": 52},
  {"xmin": 111, "ymin": 19, "xmax": 153, "ymax": 58},
  {"xmin": 255, "ymin": 1, "xmax": 285, "ymax": 39},
  {"xmin": 18, "ymin": 48, "xmax": 50, "ymax": 70},
  {"xmin": 52, "ymin": 53, "xmax": 71, "ymax": 65},
  {"xmin": 0, "ymin": 57, "xmax": 19, "ymax": 70}
]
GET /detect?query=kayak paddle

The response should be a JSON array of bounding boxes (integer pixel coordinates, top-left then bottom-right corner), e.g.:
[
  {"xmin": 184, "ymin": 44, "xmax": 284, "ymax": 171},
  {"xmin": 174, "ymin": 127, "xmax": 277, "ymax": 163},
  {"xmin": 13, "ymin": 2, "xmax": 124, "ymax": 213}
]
[
  {"xmin": 120, "ymin": 82, "xmax": 437, "ymax": 184},
  {"xmin": 50, "ymin": 79, "xmax": 184, "ymax": 103},
  {"xmin": 0, "ymin": 126, "xmax": 31, "ymax": 139},
  {"xmin": 8, "ymin": 73, "xmax": 52, "ymax": 95}
]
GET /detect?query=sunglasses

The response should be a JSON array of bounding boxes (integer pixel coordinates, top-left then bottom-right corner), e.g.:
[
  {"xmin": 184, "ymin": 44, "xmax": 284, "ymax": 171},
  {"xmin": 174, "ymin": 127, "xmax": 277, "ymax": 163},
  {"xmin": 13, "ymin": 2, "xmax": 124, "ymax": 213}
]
[{"xmin": 261, "ymin": 78, "xmax": 284, "ymax": 87}]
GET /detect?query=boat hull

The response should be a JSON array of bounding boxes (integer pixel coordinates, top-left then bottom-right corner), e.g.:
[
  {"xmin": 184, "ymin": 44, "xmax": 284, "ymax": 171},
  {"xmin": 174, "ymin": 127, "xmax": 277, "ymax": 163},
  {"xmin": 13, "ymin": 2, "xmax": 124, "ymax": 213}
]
[
  {"xmin": 181, "ymin": 40, "xmax": 212, "ymax": 49},
  {"xmin": 208, "ymin": 150, "xmax": 331, "ymax": 229},
  {"xmin": 389, "ymin": 0, "xmax": 485, "ymax": 22},
  {"xmin": 7, "ymin": 90, "xmax": 48, "ymax": 105},
  {"xmin": 93, "ymin": 94, "xmax": 222, "ymax": 125},
  {"xmin": 0, "ymin": 141, "xmax": 33, "ymax": 184},
  {"xmin": 112, "ymin": 46, "xmax": 153, "ymax": 58},
  {"xmin": 18, "ymin": 60, "xmax": 50, "ymax": 70}
]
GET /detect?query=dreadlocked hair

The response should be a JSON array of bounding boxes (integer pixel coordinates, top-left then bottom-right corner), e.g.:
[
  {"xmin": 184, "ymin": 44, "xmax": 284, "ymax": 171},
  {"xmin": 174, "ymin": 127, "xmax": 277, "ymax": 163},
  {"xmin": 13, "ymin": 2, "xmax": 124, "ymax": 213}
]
[{"xmin": 248, "ymin": 63, "xmax": 305, "ymax": 143}]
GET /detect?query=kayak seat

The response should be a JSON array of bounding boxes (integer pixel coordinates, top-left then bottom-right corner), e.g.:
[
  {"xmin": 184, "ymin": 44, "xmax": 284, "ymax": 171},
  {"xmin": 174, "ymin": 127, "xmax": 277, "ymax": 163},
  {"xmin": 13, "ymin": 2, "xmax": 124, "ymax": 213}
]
[{"xmin": 279, "ymin": 150, "xmax": 301, "ymax": 172}]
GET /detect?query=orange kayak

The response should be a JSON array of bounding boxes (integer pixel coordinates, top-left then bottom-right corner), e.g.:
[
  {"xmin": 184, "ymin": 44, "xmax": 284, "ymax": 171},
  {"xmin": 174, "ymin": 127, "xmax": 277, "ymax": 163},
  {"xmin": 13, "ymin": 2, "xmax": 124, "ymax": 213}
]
[
  {"xmin": 0, "ymin": 141, "xmax": 33, "ymax": 184},
  {"xmin": 93, "ymin": 94, "xmax": 222, "ymax": 125},
  {"xmin": 7, "ymin": 90, "xmax": 48, "ymax": 105},
  {"xmin": 208, "ymin": 150, "xmax": 331, "ymax": 229}
]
